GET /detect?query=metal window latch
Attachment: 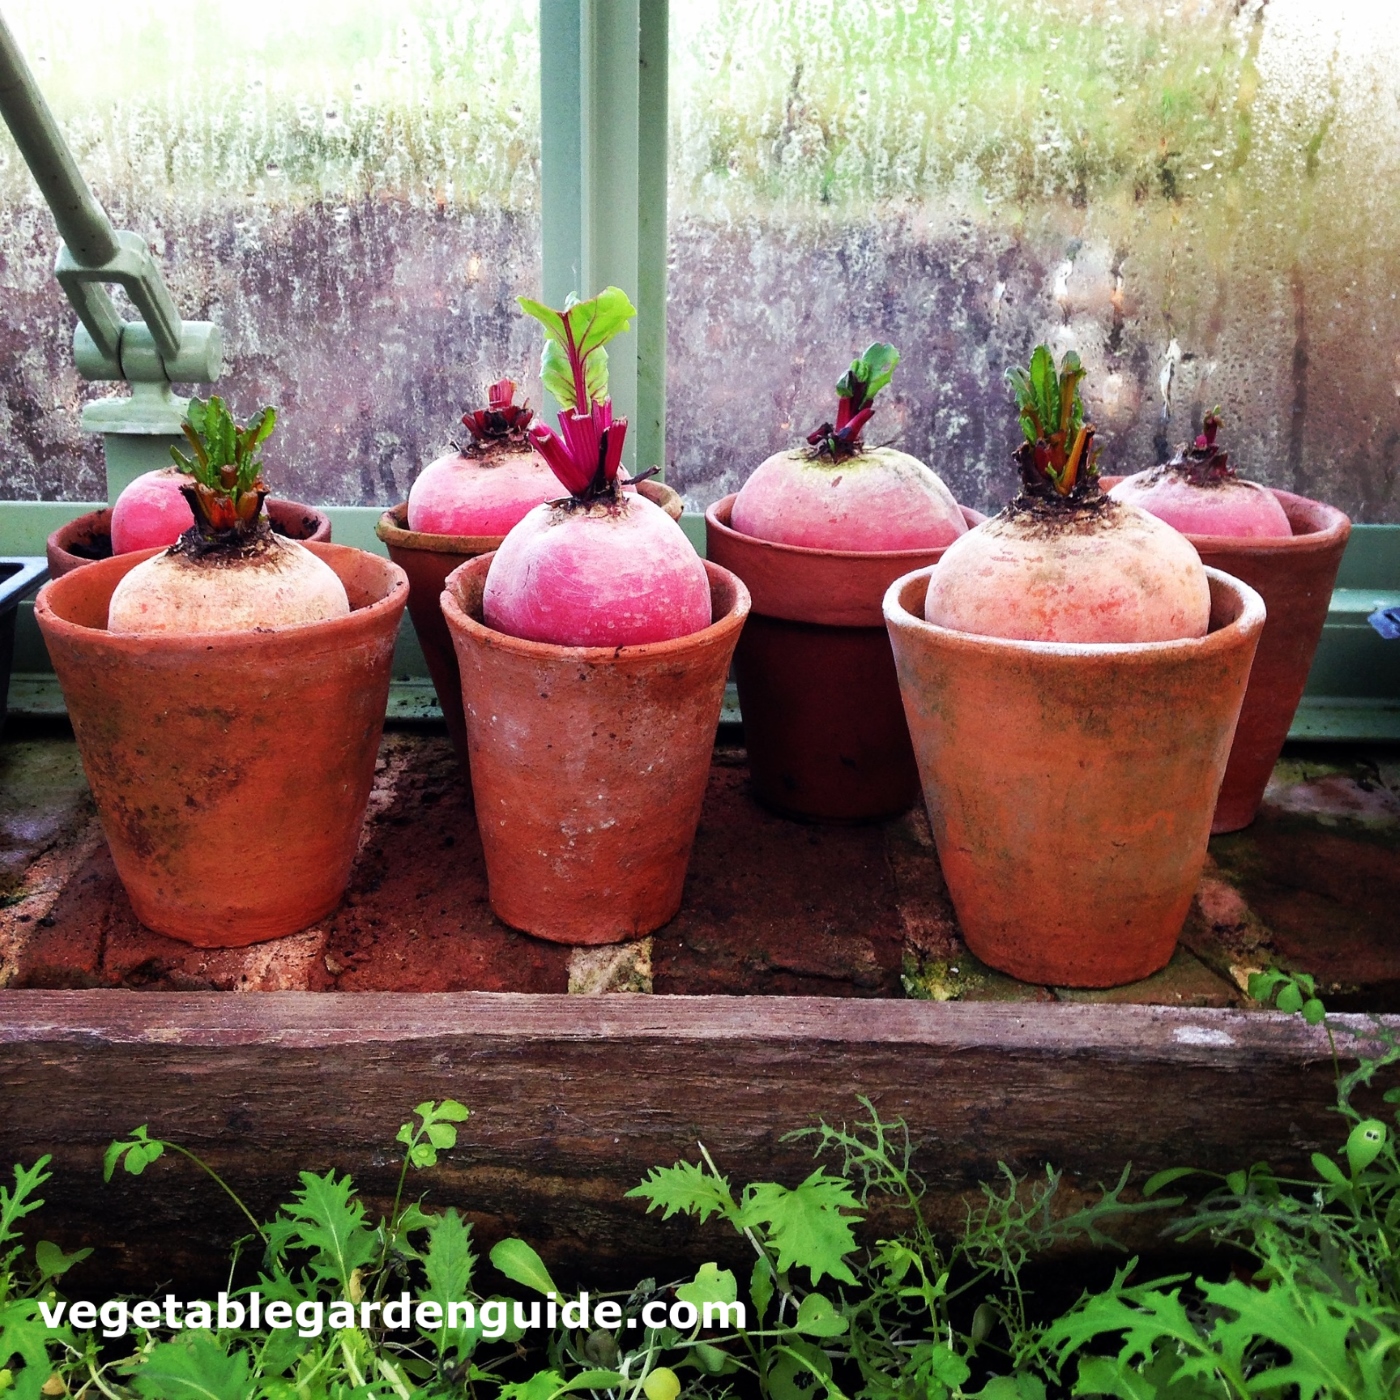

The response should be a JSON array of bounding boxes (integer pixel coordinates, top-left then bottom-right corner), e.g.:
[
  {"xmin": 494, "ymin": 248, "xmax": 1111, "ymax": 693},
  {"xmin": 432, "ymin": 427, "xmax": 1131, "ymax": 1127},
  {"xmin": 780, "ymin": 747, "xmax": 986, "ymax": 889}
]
[
  {"xmin": 59, "ymin": 232, "xmax": 220, "ymax": 385},
  {"xmin": 0, "ymin": 8, "xmax": 221, "ymax": 495}
]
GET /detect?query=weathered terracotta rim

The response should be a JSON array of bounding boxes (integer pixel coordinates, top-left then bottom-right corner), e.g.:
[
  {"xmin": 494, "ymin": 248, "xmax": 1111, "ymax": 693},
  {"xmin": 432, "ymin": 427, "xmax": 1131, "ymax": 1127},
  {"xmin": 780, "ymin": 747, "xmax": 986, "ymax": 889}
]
[
  {"xmin": 442, "ymin": 552, "xmax": 751, "ymax": 665},
  {"xmin": 706, "ymin": 493, "xmax": 984, "ymax": 562},
  {"xmin": 1098, "ymin": 479, "xmax": 1350, "ymax": 556},
  {"xmin": 35, "ymin": 540, "xmax": 408, "ymax": 656},
  {"xmin": 375, "ymin": 502, "xmax": 505, "ymax": 556},
  {"xmin": 884, "ymin": 565, "xmax": 1265, "ymax": 662},
  {"xmin": 379, "ymin": 479, "xmax": 686, "ymax": 554}
]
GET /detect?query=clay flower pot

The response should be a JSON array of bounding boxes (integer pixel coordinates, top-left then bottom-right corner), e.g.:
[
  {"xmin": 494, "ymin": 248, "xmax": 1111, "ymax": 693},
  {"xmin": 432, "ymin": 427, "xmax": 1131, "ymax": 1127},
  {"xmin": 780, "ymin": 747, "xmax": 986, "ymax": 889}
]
[
  {"xmin": 35, "ymin": 542, "xmax": 408, "ymax": 946},
  {"xmin": 46, "ymin": 499, "xmax": 332, "ymax": 580},
  {"xmin": 441, "ymin": 550, "xmax": 748, "ymax": 945},
  {"xmin": 884, "ymin": 565, "xmax": 1265, "ymax": 988},
  {"xmin": 705, "ymin": 495, "xmax": 983, "ymax": 823},
  {"xmin": 379, "ymin": 479, "xmax": 684, "ymax": 771},
  {"xmin": 1102, "ymin": 478, "xmax": 1349, "ymax": 833}
]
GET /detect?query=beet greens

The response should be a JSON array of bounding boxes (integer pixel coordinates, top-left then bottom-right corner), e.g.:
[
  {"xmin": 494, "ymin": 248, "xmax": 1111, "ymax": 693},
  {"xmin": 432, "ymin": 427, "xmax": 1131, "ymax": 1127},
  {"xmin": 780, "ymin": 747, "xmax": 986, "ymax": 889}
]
[
  {"xmin": 1168, "ymin": 408, "xmax": 1235, "ymax": 485},
  {"xmin": 1006, "ymin": 345, "xmax": 1101, "ymax": 500},
  {"xmin": 806, "ymin": 342, "xmax": 899, "ymax": 461},
  {"xmin": 516, "ymin": 287, "xmax": 636, "ymax": 502},
  {"xmin": 461, "ymin": 379, "xmax": 534, "ymax": 450},
  {"xmin": 169, "ymin": 396, "xmax": 277, "ymax": 537}
]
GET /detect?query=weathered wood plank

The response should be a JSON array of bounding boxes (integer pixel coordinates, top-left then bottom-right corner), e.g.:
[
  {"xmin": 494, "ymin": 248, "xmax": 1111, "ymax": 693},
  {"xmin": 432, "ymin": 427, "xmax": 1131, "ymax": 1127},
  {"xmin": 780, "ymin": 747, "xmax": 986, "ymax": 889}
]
[{"xmin": 0, "ymin": 991, "xmax": 1388, "ymax": 1292}]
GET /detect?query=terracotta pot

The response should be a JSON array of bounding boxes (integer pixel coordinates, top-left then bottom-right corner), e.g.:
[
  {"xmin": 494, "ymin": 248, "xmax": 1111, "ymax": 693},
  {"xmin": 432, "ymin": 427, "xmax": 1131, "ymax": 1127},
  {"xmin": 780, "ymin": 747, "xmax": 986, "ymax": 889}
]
[
  {"xmin": 1102, "ymin": 478, "xmax": 1350, "ymax": 833},
  {"xmin": 705, "ymin": 495, "xmax": 984, "ymax": 823},
  {"xmin": 46, "ymin": 498, "xmax": 332, "ymax": 580},
  {"xmin": 379, "ymin": 479, "xmax": 684, "ymax": 770},
  {"xmin": 441, "ymin": 550, "xmax": 748, "ymax": 945},
  {"xmin": 884, "ymin": 565, "xmax": 1265, "ymax": 987},
  {"xmin": 35, "ymin": 542, "xmax": 408, "ymax": 947}
]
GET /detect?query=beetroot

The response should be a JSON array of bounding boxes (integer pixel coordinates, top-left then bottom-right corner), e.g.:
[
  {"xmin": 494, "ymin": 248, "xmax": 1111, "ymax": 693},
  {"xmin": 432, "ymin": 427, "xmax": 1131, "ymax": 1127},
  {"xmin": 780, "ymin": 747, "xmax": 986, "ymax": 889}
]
[
  {"xmin": 731, "ymin": 343, "xmax": 966, "ymax": 550},
  {"xmin": 482, "ymin": 288, "xmax": 710, "ymax": 647},
  {"xmin": 924, "ymin": 345, "xmax": 1210, "ymax": 644},
  {"xmin": 1108, "ymin": 411, "xmax": 1292, "ymax": 539},
  {"xmin": 406, "ymin": 378, "xmax": 564, "ymax": 536},
  {"xmin": 108, "ymin": 397, "xmax": 348, "ymax": 634},
  {"xmin": 110, "ymin": 467, "xmax": 196, "ymax": 553}
]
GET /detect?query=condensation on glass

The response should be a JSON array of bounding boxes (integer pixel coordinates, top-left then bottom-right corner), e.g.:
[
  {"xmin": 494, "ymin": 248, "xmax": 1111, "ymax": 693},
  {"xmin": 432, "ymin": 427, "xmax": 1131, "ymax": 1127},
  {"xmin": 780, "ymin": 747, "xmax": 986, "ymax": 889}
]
[
  {"xmin": 667, "ymin": 0, "xmax": 1400, "ymax": 523},
  {"xmin": 0, "ymin": 0, "xmax": 540, "ymax": 504}
]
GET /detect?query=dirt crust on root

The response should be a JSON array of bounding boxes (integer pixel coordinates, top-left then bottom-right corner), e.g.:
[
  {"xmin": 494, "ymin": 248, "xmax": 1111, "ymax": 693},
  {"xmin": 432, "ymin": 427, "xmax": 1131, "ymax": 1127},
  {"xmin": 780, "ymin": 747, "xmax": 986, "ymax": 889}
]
[{"xmin": 1001, "ymin": 489, "xmax": 1118, "ymax": 536}]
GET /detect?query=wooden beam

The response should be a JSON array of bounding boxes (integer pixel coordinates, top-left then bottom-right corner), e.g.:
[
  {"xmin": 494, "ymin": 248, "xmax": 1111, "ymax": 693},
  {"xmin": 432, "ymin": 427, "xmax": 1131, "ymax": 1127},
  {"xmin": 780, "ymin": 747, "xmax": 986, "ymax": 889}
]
[{"xmin": 0, "ymin": 991, "xmax": 1384, "ymax": 1294}]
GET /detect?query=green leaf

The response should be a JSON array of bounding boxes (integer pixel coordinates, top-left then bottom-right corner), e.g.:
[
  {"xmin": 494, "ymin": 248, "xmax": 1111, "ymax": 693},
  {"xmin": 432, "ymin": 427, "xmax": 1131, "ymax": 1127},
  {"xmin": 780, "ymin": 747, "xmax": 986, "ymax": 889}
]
[
  {"xmin": 563, "ymin": 1370, "xmax": 627, "ymax": 1393},
  {"xmin": 272, "ymin": 1169, "xmax": 379, "ymax": 1294},
  {"xmin": 1276, "ymin": 982, "xmax": 1304, "ymax": 1014},
  {"xmin": 793, "ymin": 1292, "xmax": 847, "ymax": 1338},
  {"xmin": 676, "ymin": 1262, "xmax": 737, "ymax": 1311},
  {"xmin": 970, "ymin": 1378, "xmax": 1046, "ymax": 1400},
  {"xmin": 1042, "ymin": 1277, "xmax": 1205, "ymax": 1378},
  {"xmin": 858, "ymin": 342, "xmax": 899, "ymax": 398},
  {"xmin": 104, "ymin": 1128, "xmax": 164, "ymax": 1183},
  {"xmin": 175, "ymin": 395, "xmax": 277, "ymax": 497},
  {"xmin": 420, "ymin": 1208, "xmax": 475, "ymax": 1301},
  {"xmin": 1301, "ymin": 998, "xmax": 1326, "ymax": 1025},
  {"xmin": 0, "ymin": 1160, "xmax": 50, "ymax": 1254},
  {"xmin": 748, "ymin": 1255, "xmax": 774, "ymax": 1324},
  {"xmin": 1141, "ymin": 1167, "xmax": 1198, "ymax": 1199},
  {"xmin": 498, "ymin": 1370, "xmax": 566, "ymax": 1400},
  {"xmin": 539, "ymin": 339, "xmax": 609, "ymax": 415},
  {"xmin": 418, "ymin": 1208, "xmax": 478, "ymax": 1358},
  {"xmin": 739, "ymin": 1170, "xmax": 862, "ymax": 1287},
  {"xmin": 836, "ymin": 342, "xmax": 899, "ymax": 406},
  {"xmin": 130, "ymin": 1332, "xmax": 252, "ymax": 1400},
  {"xmin": 0, "ymin": 1296, "xmax": 66, "ymax": 1400},
  {"xmin": 1345, "ymin": 1119, "xmax": 1387, "ymax": 1175},
  {"xmin": 1311, "ymin": 1152, "xmax": 1348, "ymax": 1186},
  {"xmin": 1028, "ymin": 344, "xmax": 1060, "ymax": 442},
  {"xmin": 1068, "ymin": 1355, "xmax": 1156, "ymax": 1399},
  {"xmin": 767, "ymin": 1341, "xmax": 834, "ymax": 1400},
  {"xmin": 398, "ymin": 1100, "xmax": 470, "ymax": 1170},
  {"xmin": 518, "ymin": 287, "xmax": 635, "ymax": 411},
  {"xmin": 910, "ymin": 1341, "xmax": 971, "ymax": 1398},
  {"xmin": 1198, "ymin": 1274, "xmax": 1378, "ymax": 1400},
  {"xmin": 489, "ymin": 1238, "xmax": 558, "ymax": 1296},
  {"xmin": 33, "ymin": 1240, "xmax": 91, "ymax": 1280},
  {"xmin": 627, "ymin": 1160, "xmax": 741, "ymax": 1227},
  {"xmin": 693, "ymin": 1342, "xmax": 734, "ymax": 1375}
]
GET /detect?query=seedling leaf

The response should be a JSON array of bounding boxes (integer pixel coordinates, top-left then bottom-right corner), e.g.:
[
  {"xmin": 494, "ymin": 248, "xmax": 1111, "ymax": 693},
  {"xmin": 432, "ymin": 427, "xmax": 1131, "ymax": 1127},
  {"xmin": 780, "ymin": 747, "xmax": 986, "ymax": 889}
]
[
  {"xmin": 490, "ymin": 1238, "xmax": 559, "ymax": 1296},
  {"xmin": 739, "ymin": 1170, "xmax": 863, "ymax": 1286},
  {"xmin": 129, "ymin": 1332, "xmax": 252, "ymax": 1400},
  {"xmin": 627, "ymin": 1160, "xmax": 741, "ymax": 1227},
  {"xmin": 274, "ymin": 1169, "xmax": 378, "ymax": 1294},
  {"xmin": 33, "ymin": 1240, "xmax": 91, "ymax": 1280},
  {"xmin": 104, "ymin": 1127, "xmax": 165, "ymax": 1182},
  {"xmin": 794, "ymin": 1292, "xmax": 848, "ymax": 1338}
]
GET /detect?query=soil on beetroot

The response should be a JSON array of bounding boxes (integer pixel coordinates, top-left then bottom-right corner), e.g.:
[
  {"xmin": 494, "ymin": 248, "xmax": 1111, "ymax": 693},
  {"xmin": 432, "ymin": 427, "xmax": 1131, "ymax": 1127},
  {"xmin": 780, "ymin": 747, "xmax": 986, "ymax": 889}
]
[
  {"xmin": 0, "ymin": 726, "xmax": 1396, "ymax": 1005},
  {"xmin": 70, "ymin": 513, "xmax": 326, "ymax": 564}
]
